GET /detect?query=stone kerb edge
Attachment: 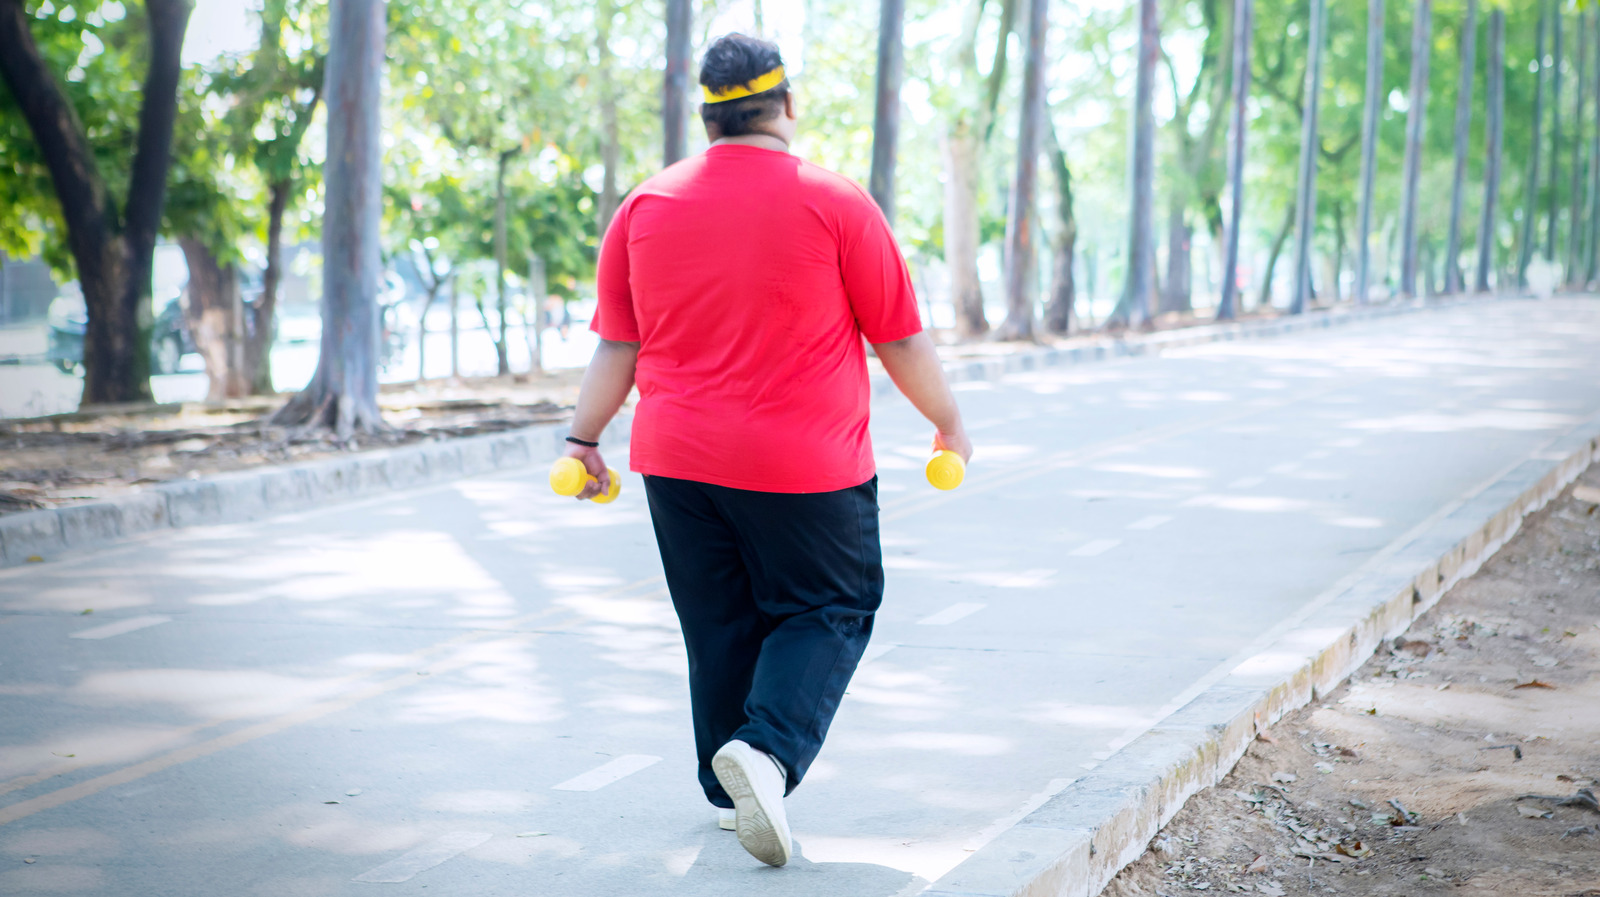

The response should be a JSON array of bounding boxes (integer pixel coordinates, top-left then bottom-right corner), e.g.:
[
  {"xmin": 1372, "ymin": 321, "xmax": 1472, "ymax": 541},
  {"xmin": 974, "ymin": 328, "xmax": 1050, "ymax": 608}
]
[
  {"xmin": 890, "ymin": 297, "xmax": 1464, "ymax": 399},
  {"xmin": 0, "ymin": 415, "xmax": 632, "ymax": 567},
  {"xmin": 927, "ymin": 420, "xmax": 1600, "ymax": 897}
]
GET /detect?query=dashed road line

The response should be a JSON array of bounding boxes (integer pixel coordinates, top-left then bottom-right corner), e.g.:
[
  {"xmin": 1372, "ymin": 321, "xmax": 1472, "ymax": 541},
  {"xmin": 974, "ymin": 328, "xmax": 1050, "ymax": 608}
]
[
  {"xmin": 553, "ymin": 755, "xmax": 662, "ymax": 791},
  {"xmin": 1068, "ymin": 539, "xmax": 1121, "ymax": 557},
  {"xmin": 916, "ymin": 603, "xmax": 987, "ymax": 626},
  {"xmin": 1126, "ymin": 515, "xmax": 1173, "ymax": 531},
  {"xmin": 69, "ymin": 615, "xmax": 171, "ymax": 640},
  {"xmin": 352, "ymin": 831, "xmax": 493, "ymax": 883},
  {"xmin": 860, "ymin": 641, "xmax": 899, "ymax": 665},
  {"xmin": 997, "ymin": 568, "xmax": 1055, "ymax": 588}
]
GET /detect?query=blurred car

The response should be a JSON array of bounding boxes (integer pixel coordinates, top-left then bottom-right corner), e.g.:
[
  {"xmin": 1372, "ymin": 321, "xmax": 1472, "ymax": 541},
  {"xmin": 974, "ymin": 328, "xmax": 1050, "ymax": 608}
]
[{"xmin": 46, "ymin": 284, "xmax": 194, "ymax": 375}]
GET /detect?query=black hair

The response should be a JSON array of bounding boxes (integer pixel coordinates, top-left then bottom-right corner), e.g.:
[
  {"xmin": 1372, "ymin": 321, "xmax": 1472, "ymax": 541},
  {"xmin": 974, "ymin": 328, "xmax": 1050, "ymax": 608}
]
[{"xmin": 698, "ymin": 33, "xmax": 790, "ymax": 138}]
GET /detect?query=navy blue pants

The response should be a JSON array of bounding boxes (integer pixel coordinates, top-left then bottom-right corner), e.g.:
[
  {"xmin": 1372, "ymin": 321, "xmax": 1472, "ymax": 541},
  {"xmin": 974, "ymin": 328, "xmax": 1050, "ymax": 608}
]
[{"xmin": 642, "ymin": 475, "xmax": 883, "ymax": 807}]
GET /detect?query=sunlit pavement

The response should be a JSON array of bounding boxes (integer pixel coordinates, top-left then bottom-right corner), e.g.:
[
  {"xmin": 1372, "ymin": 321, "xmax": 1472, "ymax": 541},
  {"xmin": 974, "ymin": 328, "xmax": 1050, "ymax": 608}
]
[{"xmin": 3, "ymin": 297, "xmax": 1600, "ymax": 895}]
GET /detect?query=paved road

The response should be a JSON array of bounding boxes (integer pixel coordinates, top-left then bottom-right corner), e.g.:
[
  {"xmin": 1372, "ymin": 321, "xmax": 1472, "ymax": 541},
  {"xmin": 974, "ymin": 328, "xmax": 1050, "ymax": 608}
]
[{"xmin": 3, "ymin": 297, "xmax": 1599, "ymax": 896}]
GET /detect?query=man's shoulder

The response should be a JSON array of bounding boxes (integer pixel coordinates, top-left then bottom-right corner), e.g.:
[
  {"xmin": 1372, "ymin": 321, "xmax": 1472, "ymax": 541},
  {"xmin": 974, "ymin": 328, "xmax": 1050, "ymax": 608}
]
[{"xmin": 794, "ymin": 157, "xmax": 876, "ymax": 209}]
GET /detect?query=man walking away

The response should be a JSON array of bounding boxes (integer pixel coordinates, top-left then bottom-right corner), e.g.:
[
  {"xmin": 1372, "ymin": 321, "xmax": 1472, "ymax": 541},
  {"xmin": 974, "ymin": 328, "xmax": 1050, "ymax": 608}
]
[{"xmin": 560, "ymin": 33, "xmax": 972, "ymax": 867}]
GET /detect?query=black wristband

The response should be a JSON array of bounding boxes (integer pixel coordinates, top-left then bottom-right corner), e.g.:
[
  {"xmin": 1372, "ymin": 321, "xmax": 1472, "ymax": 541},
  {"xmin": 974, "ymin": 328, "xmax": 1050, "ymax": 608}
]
[{"xmin": 565, "ymin": 435, "xmax": 600, "ymax": 448}]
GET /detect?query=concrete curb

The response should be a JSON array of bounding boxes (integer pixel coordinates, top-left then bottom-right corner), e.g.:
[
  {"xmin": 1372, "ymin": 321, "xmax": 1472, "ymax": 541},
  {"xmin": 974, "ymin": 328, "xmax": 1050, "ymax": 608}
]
[
  {"xmin": 0, "ymin": 415, "xmax": 631, "ymax": 568},
  {"xmin": 0, "ymin": 295, "xmax": 1493, "ymax": 568},
  {"xmin": 884, "ymin": 295, "xmax": 1472, "ymax": 395},
  {"xmin": 922, "ymin": 414, "xmax": 1600, "ymax": 897}
]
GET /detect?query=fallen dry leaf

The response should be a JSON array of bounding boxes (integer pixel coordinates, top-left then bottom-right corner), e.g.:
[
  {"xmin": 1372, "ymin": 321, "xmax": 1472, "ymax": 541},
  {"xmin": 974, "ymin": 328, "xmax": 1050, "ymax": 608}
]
[
  {"xmin": 1514, "ymin": 680, "xmax": 1557, "ymax": 690},
  {"xmin": 1244, "ymin": 854, "xmax": 1268, "ymax": 873}
]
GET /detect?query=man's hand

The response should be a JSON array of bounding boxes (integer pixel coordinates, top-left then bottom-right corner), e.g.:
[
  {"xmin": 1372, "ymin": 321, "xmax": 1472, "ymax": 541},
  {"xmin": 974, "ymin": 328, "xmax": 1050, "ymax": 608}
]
[
  {"xmin": 564, "ymin": 443, "xmax": 612, "ymax": 501},
  {"xmin": 933, "ymin": 428, "xmax": 973, "ymax": 464}
]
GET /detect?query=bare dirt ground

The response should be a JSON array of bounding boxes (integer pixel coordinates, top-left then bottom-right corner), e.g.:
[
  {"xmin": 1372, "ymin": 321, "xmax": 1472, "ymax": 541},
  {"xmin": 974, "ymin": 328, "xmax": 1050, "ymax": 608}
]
[
  {"xmin": 0, "ymin": 372, "xmax": 585, "ymax": 514},
  {"xmin": 1103, "ymin": 466, "xmax": 1600, "ymax": 897}
]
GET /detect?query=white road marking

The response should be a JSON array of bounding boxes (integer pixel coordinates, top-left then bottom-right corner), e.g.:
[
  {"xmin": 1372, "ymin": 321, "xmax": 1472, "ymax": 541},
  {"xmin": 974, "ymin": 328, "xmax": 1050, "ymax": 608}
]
[
  {"xmin": 1068, "ymin": 539, "xmax": 1121, "ymax": 557},
  {"xmin": 552, "ymin": 754, "xmax": 661, "ymax": 791},
  {"xmin": 916, "ymin": 603, "xmax": 987, "ymax": 626},
  {"xmin": 69, "ymin": 615, "xmax": 171, "ymax": 640},
  {"xmin": 997, "ymin": 568, "xmax": 1055, "ymax": 588},
  {"xmin": 1126, "ymin": 515, "xmax": 1173, "ymax": 531},
  {"xmin": 352, "ymin": 831, "xmax": 492, "ymax": 883},
  {"xmin": 1227, "ymin": 476, "xmax": 1265, "ymax": 489},
  {"xmin": 860, "ymin": 642, "xmax": 899, "ymax": 665}
]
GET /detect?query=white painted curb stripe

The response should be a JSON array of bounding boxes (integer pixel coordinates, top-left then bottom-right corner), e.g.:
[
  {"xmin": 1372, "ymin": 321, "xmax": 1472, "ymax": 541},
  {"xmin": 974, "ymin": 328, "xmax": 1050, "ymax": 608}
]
[
  {"xmin": 69, "ymin": 615, "xmax": 171, "ymax": 640},
  {"xmin": 352, "ymin": 831, "xmax": 492, "ymax": 883},
  {"xmin": 917, "ymin": 603, "xmax": 986, "ymax": 626},
  {"xmin": 552, "ymin": 754, "xmax": 661, "ymax": 792}
]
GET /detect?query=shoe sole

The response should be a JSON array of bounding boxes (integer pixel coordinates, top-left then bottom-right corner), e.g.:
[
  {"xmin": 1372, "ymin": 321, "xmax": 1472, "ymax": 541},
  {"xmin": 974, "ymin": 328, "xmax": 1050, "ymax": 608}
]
[{"xmin": 712, "ymin": 749, "xmax": 790, "ymax": 866}]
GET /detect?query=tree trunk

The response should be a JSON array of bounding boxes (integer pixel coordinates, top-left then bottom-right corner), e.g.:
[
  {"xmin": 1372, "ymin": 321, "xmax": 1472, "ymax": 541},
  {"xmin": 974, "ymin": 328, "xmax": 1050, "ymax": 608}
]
[
  {"xmin": 493, "ymin": 150, "xmax": 515, "ymax": 376},
  {"xmin": 1330, "ymin": 199, "xmax": 1346, "ymax": 302},
  {"xmin": 417, "ymin": 285, "xmax": 435, "ymax": 382},
  {"xmin": 1218, "ymin": 0, "xmax": 1254, "ymax": 321},
  {"xmin": 0, "ymin": 0, "xmax": 191, "ymax": 406},
  {"xmin": 1398, "ymin": 0, "xmax": 1431, "ymax": 299},
  {"xmin": 271, "ymin": 0, "xmax": 386, "ymax": 437},
  {"xmin": 1520, "ymin": 0, "xmax": 1548, "ymax": 286},
  {"xmin": 1290, "ymin": 0, "xmax": 1327, "ymax": 314},
  {"xmin": 250, "ymin": 179, "xmax": 291, "ymax": 395},
  {"xmin": 596, "ymin": 0, "xmax": 621, "ymax": 234},
  {"xmin": 1568, "ymin": 7, "xmax": 1588, "ymax": 284},
  {"xmin": 1589, "ymin": 9, "xmax": 1600, "ymax": 284},
  {"xmin": 1161, "ymin": 197, "xmax": 1193, "ymax": 314},
  {"xmin": 449, "ymin": 279, "xmax": 460, "ymax": 378},
  {"xmin": 995, "ymin": 0, "xmax": 1048, "ymax": 341},
  {"xmin": 868, "ymin": 0, "xmax": 906, "ymax": 225},
  {"xmin": 1549, "ymin": 7, "xmax": 1563, "ymax": 263},
  {"xmin": 177, "ymin": 238, "xmax": 249, "ymax": 400},
  {"xmin": 663, "ymin": 0, "xmax": 691, "ymax": 167},
  {"xmin": 1444, "ymin": 0, "xmax": 1477, "ymax": 293},
  {"xmin": 414, "ymin": 246, "xmax": 447, "ymax": 382},
  {"xmin": 944, "ymin": 123, "xmax": 988, "ymax": 337},
  {"xmin": 1259, "ymin": 201, "xmax": 1296, "ymax": 310},
  {"xmin": 1111, "ymin": 0, "xmax": 1160, "ymax": 328},
  {"xmin": 1476, "ymin": 9, "xmax": 1505, "ymax": 293},
  {"xmin": 1042, "ymin": 119, "xmax": 1076, "ymax": 335},
  {"xmin": 526, "ymin": 252, "xmax": 545, "ymax": 375},
  {"xmin": 1354, "ymin": 0, "xmax": 1385, "ymax": 304}
]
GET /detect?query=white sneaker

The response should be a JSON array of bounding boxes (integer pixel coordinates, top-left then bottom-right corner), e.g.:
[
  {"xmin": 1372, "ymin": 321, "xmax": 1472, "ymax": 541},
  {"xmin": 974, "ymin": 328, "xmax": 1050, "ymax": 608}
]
[
  {"xmin": 717, "ymin": 807, "xmax": 736, "ymax": 831},
  {"xmin": 711, "ymin": 740, "xmax": 791, "ymax": 866}
]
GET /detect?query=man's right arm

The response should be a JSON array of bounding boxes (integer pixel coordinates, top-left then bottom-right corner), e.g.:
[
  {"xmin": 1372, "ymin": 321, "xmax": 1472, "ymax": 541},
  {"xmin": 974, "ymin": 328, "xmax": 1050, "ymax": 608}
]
[
  {"xmin": 873, "ymin": 332, "xmax": 972, "ymax": 462},
  {"xmin": 565, "ymin": 338, "xmax": 640, "ymax": 499}
]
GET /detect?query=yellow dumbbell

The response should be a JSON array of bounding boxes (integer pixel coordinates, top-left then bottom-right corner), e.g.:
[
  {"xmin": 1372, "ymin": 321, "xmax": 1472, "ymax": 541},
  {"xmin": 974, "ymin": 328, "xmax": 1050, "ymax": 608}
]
[
  {"xmin": 925, "ymin": 450, "xmax": 966, "ymax": 491},
  {"xmin": 549, "ymin": 457, "xmax": 621, "ymax": 503}
]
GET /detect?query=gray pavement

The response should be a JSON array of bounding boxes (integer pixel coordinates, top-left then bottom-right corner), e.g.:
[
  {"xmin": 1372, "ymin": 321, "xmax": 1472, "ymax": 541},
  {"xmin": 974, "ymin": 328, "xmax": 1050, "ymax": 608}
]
[{"xmin": 3, "ymin": 297, "xmax": 1600, "ymax": 896}]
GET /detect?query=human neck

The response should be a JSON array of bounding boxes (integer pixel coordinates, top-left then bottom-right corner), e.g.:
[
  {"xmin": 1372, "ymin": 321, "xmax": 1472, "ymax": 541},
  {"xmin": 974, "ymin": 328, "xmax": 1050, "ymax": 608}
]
[{"xmin": 711, "ymin": 133, "xmax": 790, "ymax": 152}]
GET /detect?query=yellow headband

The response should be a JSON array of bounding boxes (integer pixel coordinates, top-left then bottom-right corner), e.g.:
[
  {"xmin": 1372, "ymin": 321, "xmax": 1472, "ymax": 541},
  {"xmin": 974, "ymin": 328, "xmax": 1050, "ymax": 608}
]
[{"xmin": 702, "ymin": 66, "xmax": 787, "ymax": 104}]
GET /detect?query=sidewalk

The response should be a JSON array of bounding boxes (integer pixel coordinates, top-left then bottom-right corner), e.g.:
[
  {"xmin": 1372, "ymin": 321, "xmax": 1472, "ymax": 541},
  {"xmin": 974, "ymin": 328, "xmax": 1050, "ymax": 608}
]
[{"xmin": 0, "ymin": 297, "xmax": 1598, "ymax": 896}]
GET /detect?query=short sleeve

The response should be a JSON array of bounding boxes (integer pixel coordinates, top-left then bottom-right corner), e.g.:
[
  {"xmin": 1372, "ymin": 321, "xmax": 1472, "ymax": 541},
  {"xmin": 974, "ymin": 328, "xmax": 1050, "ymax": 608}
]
[
  {"xmin": 837, "ymin": 187, "xmax": 924, "ymax": 344},
  {"xmin": 591, "ymin": 200, "xmax": 640, "ymax": 342}
]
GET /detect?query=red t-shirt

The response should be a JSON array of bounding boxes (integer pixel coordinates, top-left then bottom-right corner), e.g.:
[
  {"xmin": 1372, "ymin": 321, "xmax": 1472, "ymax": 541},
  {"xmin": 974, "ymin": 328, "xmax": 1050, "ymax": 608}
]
[{"xmin": 591, "ymin": 143, "xmax": 923, "ymax": 493}]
